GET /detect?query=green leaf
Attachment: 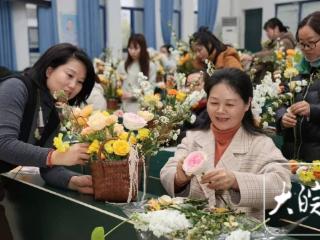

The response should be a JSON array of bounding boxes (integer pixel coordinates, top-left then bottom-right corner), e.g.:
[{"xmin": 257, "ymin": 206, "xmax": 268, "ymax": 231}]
[{"xmin": 91, "ymin": 227, "xmax": 105, "ymax": 240}]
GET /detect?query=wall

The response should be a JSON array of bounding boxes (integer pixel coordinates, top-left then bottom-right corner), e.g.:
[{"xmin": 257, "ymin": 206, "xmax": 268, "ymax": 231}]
[{"xmin": 218, "ymin": 0, "xmax": 308, "ymax": 48}]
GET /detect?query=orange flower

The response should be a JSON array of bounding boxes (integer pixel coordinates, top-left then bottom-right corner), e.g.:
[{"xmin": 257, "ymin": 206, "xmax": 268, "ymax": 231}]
[
  {"xmin": 286, "ymin": 49, "xmax": 296, "ymax": 57},
  {"xmin": 167, "ymin": 89, "xmax": 178, "ymax": 96},
  {"xmin": 178, "ymin": 53, "xmax": 190, "ymax": 65}
]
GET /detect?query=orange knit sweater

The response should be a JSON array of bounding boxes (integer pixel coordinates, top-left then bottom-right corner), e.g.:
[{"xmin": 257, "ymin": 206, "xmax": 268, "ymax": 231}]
[{"xmin": 211, "ymin": 123, "xmax": 240, "ymax": 166}]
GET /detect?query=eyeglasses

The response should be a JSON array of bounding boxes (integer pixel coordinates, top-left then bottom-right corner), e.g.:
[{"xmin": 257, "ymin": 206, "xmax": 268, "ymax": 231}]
[{"xmin": 297, "ymin": 38, "xmax": 320, "ymax": 50}]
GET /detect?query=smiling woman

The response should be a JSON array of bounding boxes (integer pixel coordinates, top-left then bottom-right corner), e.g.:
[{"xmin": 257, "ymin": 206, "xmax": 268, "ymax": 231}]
[
  {"xmin": 160, "ymin": 68, "xmax": 291, "ymax": 220},
  {"xmin": 0, "ymin": 43, "xmax": 96, "ymax": 193}
]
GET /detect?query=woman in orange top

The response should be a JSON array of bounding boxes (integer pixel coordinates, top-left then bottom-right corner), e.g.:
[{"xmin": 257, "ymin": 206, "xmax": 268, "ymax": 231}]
[{"xmin": 190, "ymin": 27, "xmax": 242, "ymax": 71}]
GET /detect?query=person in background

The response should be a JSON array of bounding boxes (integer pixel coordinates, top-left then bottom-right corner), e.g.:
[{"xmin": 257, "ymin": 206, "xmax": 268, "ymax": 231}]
[
  {"xmin": 161, "ymin": 68, "xmax": 291, "ymax": 220},
  {"xmin": 277, "ymin": 11, "xmax": 320, "ymax": 162},
  {"xmin": 160, "ymin": 44, "xmax": 177, "ymax": 72},
  {"xmin": 0, "ymin": 43, "xmax": 95, "ymax": 193},
  {"xmin": 190, "ymin": 26, "xmax": 242, "ymax": 71},
  {"xmin": 117, "ymin": 34, "xmax": 156, "ymax": 113},
  {"xmin": 241, "ymin": 18, "xmax": 296, "ymax": 83},
  {"xmin": 86, "ymin": 75, "xmax": 107, "ymax": 111}
]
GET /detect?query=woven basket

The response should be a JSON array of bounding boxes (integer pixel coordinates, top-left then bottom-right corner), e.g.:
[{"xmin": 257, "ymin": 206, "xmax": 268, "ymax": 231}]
[{"xmin": 90, "ymin": 159, "xmax": 141, "ymax": 202}]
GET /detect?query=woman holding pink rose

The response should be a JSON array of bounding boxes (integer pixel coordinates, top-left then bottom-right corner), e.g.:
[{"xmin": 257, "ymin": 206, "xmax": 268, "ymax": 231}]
[{"xmin": 160, "ymin": 68, "xmax": 291, "ymax": 220}]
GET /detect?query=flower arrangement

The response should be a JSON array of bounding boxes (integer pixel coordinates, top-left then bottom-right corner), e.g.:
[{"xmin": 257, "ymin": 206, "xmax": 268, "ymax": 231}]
[
  {"xmin": 289, "ymin": 160, "xmax": 320, "ymax": 186},
  {"xmin": 132, "ymin": 72, "xmax": 205, "ymax": 145},
  {"xmin": 251, "ymin": 72, "xmax": 294, "ymax": 129},
  {"xmin": 52, "ymin": 101, "xmax": 163, "ymax": 202},
  {"xmin": 98, "ymin": 61, "xmax": 122, "ymax": 101}
]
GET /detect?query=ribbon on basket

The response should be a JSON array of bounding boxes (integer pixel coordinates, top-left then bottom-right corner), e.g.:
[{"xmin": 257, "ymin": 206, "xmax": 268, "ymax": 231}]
[{"xmin": 127, "ymin": 145, "xmax": 146, "ymax": 203}]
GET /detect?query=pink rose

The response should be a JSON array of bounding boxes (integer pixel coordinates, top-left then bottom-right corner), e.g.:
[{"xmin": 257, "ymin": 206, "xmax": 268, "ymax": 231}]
[
  {"xmin": 182, "ymin": 151, "xmax": 209, "ymax": 176},
  {"xmin": 113, "ymin": 109, "xmax": 124, "ymax": 117},
  {"xmin": 123, "ymin": 112, "xmax": 147, "ymax": 130}
]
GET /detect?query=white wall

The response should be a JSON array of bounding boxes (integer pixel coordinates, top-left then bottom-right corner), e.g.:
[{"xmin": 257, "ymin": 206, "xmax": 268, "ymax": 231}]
[
  {"xmin": 12, "ymin": 2, "xmax": 29, "ymax": 70},
  {"xmin": 217, "ymin": 0, "xmax": 309, "ymax": 48}
]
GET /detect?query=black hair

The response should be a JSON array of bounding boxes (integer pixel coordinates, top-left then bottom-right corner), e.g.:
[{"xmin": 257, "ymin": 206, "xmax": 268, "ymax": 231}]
[
  {"xmin": 160, "ymin": 44, "xmax": 173, "ymax": 55},
  {"xmin": 296, "ymin": 11, "xmax": 320, "ymax": 41},
  {"xmin": 190, "ymin": 26, "xmax": 227, "ymax": 61},
  {"xmin": 197, "ymin": 68, "xmax": 262, "ymax": 135},
  {"xmin": 24, "ymin": 43, "xmax": 95, "ymax": 106},
  {"xmin": 263, "ymin": 18, "xmax": 288, "ymax": 32}
]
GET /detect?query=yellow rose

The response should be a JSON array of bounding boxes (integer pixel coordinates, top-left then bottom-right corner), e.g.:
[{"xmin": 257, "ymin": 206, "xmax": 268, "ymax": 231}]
[
  {"xmin": 137, "ymin": 128, "xmax": 150, "ymax": 141},
  {"xmin": 87, "ymin": 139, "xmax": 100, "ymax": 154},
  {"xmin": 113, "ymin": 140, "xmax": 130, "ymax": 156},
  {"xmin": 119, "ymin": 132, "xmax": 129, "ymax": 141},
  {"xmin": 104, "ymin": 140, "xmax": 115, "ymax": 154},
  {"xmin": 176, "ymin": 91, "xmax": 187, "ymax": 102}
]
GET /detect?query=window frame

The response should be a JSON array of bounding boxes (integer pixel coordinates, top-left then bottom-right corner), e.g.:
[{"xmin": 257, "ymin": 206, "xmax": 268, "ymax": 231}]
[
  {"xmin": 121, "ymin": 6, "xmax": 144, "ymax": 51},
  {"xmin": 275, "ymin": 0, "xmax": 320, "ymax": 27}
]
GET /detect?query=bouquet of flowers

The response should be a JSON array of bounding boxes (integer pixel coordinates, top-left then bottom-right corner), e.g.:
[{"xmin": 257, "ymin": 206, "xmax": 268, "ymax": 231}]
[
  {"xmin": 289, "ymin": 160, "xmax": 320, "ymax": 186},
  {"xmin": 94, "ymin": 51, "xmax": 123, "ymax": 111},
  {"xmin": 136, "ymin": 73, "xmax": 206, "ymax": 145}
]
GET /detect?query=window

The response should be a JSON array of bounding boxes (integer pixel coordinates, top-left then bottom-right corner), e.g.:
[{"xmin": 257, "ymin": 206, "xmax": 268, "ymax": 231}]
[
  {"xmin": 99, "ymin": 0, "xmax": 107, "ymax": 50},
  {"xmin": 121, "ymin": 0, "xmax": 144, "ymax": 50},
  {"xmin": 193, "ymin": 0, "xmax": 198, "ymax": 31},
  {"xmin": 276, "ymin": 1, "xmax": 320, "ymax": 36},
  {"xmin": 172, "ymin": 0, "xmax": 181, "ymax": 39},
  {"xmin": 26, "ymin": 4, "xmax": 40, "ymax": 65}
]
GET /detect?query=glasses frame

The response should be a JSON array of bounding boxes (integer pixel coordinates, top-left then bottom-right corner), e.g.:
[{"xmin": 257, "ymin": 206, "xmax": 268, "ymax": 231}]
[{"xmin": 297, "ymin": 38, "xmax": 320, "ymax": 50}]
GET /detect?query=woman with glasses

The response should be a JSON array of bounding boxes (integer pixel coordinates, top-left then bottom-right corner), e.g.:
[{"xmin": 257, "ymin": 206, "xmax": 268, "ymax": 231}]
[{"xmin": 277, "ymin": 11, "xmax": 320, "ymax": 162}]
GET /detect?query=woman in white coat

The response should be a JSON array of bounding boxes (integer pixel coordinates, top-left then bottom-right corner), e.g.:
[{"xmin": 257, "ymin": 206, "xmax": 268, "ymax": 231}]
[{"xmin": 160, "ymin": 68, "xmax": 291, "ymax": 220}]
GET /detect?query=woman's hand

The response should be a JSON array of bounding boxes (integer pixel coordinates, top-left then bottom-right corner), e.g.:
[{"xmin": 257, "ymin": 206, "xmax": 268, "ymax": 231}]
[
  {"xmin": 68, "ymin": 175, "xmax": 93, "ymax": 194},
  {"xmin": 201, "ymin": 169, "xmax": 238, "ymax": 191},
  {"xmin": 174, "ymin": 159, "xmax": 192, "ymax": 190},
  {"xmin": 51, "ymin": 143, "xmax": 90, "ymax": 166},
  {"xmin": 281, "ymin": 111, "xmax": 297, "ymax": 128},
  {"xmin": 290, "ymin": 101, "xmax": 310, "ymax": 117}
]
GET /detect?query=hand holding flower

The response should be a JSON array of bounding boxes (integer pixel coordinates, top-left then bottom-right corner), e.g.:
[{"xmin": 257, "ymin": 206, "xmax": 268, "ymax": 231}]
[
  {"xmin": 51, "ymin": 143, "xmax": 90, "ymax": 166},
  {"xmin": 68, "ymin": 175, "xmax": 93, "ymax": 194},
  {"xmin": 290, "ymin": 100, "xmax": 310, "ymax": 117},
  {"xmin": 281, "ymin": 111, "xmax": 297, "ymax": 128},
  {"xmin": 201, "ymin": 169, "xmax": 238, "ymax": 191},
  {"xmin": 174, "ymin": 159, "xmax": 192, "ymax": 192}
]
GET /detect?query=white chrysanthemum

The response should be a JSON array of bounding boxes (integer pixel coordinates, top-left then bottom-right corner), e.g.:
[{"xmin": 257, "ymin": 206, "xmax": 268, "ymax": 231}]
[{"xmin": 132, "ymin": 210, "xmax": 192, "ymax": 238}]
